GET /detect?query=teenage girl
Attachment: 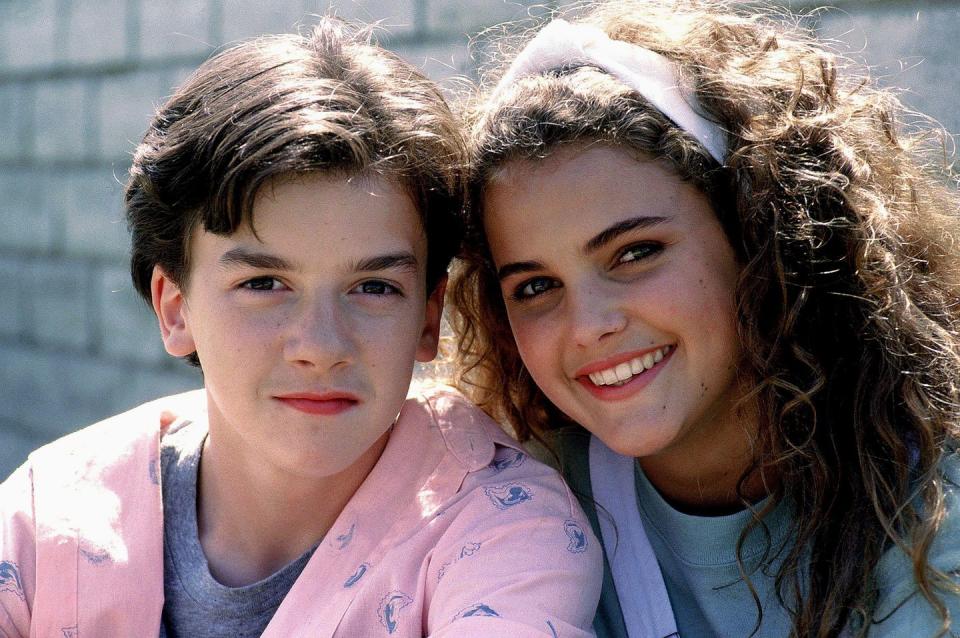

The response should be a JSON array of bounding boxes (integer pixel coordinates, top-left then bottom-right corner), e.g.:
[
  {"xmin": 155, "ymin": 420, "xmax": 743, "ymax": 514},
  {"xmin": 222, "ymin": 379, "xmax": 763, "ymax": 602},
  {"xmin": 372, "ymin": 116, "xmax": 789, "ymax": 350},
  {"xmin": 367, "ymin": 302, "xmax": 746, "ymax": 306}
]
[{"xmin": 450, "ymin": 1, "xmax": 960, "ymax": 635}]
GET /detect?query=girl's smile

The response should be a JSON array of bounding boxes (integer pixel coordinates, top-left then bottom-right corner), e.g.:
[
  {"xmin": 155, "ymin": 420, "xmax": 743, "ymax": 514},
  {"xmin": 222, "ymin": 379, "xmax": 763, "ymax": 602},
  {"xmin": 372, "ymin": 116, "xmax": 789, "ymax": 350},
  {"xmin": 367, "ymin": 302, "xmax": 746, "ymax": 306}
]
[{"xmin": 575, "ymin": 344, "xmax": 675, "ymax": 399}]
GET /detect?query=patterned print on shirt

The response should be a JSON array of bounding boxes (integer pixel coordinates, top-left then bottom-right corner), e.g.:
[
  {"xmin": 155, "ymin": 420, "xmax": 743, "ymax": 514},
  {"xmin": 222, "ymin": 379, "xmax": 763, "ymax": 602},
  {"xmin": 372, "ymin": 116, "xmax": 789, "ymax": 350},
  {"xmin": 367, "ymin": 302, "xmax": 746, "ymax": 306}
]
[
  {"xmin": 378, "ymin": 590, "xmax": 413, "ymax": 634},
  {"xmin": 437, "ymin": 542, "xmax": 482, "ymax": 582},
  {"xmin": 455, "ymin": 603, "xmax": 500, "ymax": 619},
  {"xmin": 335, "ymin": 522, "xmax": 356, "ymax": 550},
  {"xmin": 0, "ymin": 561, "xmax": 24, "ymax": 601},
  {"xmin": 490, "ymin": 451, "xmax": 526, "ymax": 474},
  {"xmin": 564, "ymin": 520, "xmax": 588, "ymax": 553},
  {"xmin": 61, "ymin": 627, "xmax": 78, "ymax": 638},
  {"xmin": 344, "ymin": 563, "xmax": 369, "ymax": 588},
  {"xmin": 80, "ymin": 546, "xmax": 111, "ymax": 565},
  {"xmin": 148, "ymin": 454, "xmax": 160, "ymax": 485},
  {"xmin": 484, "ymin": 483, "xmax": 534, "ymax": 510}
]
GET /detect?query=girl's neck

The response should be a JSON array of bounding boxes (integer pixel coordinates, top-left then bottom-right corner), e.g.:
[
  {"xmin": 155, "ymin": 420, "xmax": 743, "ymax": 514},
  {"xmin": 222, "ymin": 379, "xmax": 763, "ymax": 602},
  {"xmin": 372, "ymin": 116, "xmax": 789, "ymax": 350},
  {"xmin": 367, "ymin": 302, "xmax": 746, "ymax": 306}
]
[{"xmin": 638, "ymin": 402, "xmax": 774, "ymax": 516}]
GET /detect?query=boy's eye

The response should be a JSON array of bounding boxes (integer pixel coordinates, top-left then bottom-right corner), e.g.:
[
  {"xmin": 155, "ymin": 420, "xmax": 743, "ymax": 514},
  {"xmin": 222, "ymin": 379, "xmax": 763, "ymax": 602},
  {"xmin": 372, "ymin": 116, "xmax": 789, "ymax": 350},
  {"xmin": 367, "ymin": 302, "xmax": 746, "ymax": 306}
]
[
  {"xmin": 512, "ymin": 277, "xmax": 560, "ymax": 301},
  {"xmin": 616, "ymin": 242, "xmax": 663, "ymax": 265},
  {"xmin": 241, "ymin": 276, "xmax": 286, "ymax": 291},
  {"xmin": 352, "ymin": 280, "xmax": 400, "ymax": 296}
]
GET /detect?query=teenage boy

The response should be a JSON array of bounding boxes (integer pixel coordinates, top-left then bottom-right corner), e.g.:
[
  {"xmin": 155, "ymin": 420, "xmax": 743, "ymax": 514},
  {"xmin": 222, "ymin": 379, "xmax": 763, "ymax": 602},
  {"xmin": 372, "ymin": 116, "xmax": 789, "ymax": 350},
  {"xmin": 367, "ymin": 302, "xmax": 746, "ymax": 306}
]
[{"xmin": 0, "ymin": 20, "xmax": 601, "ymax": 637}]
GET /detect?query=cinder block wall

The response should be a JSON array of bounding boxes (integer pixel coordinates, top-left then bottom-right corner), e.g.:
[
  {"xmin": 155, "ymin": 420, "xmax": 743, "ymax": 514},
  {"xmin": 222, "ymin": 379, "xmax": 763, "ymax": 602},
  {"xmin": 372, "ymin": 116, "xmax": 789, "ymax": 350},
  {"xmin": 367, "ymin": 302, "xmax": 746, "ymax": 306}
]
[{"xmin": 1, "ymin": 0, "xmax": 957, "ymax": 479}]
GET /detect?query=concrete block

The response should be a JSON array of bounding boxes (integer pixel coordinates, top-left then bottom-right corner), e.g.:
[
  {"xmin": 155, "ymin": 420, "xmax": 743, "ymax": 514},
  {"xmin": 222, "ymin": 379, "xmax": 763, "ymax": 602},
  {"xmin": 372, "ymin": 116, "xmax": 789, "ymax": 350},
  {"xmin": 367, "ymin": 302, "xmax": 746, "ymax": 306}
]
[
  {"xmin": 59, "ymin": 168, "xmax": 130, "ymax": 259},
  {"xmin": 58, "ymin": 355, "xmax": 147, "ymax": 430},
  {"xmin": 95, "ymin": 264, "xmax": 169, "ymax": 364},
  {"xmin": 0, "ymin": 83, "xmax": 31, "ymax": 161},
  {"xmin": 425, "ymin": 0, "xmax": 541, "ymax": 37},
  {"xmin": 221, "ymin": 0, "xmax": 311, "ymax": 43},
  {"xmin": 23, "ymin": 258, "xmax": 93, "ymax": 351},
  {"xmin": 818, "ymin": 5, "xmax": 960, "ymax": 135},
  {"xmin": 0, "ymin": 168, "xmax": 56, "ymax": 253},
  {"xmin": 302, "ymin": 0, "xmax": 417, "ymax": 36},
  {"xmin": 117, "ymin": 365, "xmax": 202, "ymax": 416},
  {"xmin": 0, "ymin": 257, "xmax": 26, "ymax": 339},
  {"xmin": 0, "ymin": 420, "xmax": 48, "ymax": 483},
  {"xmin": 140, "ymin": 0, "xmax": 218, "ymax": 59},
  {"xmin": 63, "ymin": 0, "xmax": 131, "ymax": 65},
  {"xmin": 394, "ymin": 40, "xmax": 473, "ymax": 85},
  {"xmin": 0, "ymin": 345, "xmax": 76, "ymax": 437},
  {"xmin": 33, "ymin": 78, "xmax": 91, "ymax": 161},
  {"xmin": 0, "ymin": 356, "xmax": 197, "ymax": 480},
  {"xmin": 98, "ymin": 71, "xmax": 166, "ymax": 160},
  {"xmin": 0, "ymin": 0, "xmax": 59, "ymax": 70},
  {"xmin": 0, "ymin": 343, "xmax": 173, "ymax": 439},
  {"xmin": 0, "ymin": 342, "xmax": 197, "ymax": 451}
]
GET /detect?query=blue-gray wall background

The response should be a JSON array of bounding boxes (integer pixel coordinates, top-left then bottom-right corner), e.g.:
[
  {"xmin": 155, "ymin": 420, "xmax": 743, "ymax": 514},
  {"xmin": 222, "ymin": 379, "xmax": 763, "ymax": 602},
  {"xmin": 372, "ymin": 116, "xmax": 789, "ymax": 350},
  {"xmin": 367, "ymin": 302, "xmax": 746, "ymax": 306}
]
[{"xmin": 1, "ymin": 0, "xmax": 958, "ymax": 480}]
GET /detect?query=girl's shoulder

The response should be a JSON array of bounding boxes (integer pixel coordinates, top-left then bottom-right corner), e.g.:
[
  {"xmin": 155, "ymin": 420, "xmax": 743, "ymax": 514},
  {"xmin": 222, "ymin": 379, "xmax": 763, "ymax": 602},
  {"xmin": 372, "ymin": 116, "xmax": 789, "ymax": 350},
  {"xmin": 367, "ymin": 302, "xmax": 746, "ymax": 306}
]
[{"xmin": 869, "ymin": 451, "xmax": 960, "ymax": 634}]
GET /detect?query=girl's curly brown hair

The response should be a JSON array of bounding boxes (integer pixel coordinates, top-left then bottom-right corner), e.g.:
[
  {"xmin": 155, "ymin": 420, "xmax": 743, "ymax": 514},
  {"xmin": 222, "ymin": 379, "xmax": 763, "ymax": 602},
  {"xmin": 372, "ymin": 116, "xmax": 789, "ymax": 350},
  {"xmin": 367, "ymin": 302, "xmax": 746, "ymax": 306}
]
[{"xmin": 449, "ymin": 1, "xmax": 960, "ymax": 636}]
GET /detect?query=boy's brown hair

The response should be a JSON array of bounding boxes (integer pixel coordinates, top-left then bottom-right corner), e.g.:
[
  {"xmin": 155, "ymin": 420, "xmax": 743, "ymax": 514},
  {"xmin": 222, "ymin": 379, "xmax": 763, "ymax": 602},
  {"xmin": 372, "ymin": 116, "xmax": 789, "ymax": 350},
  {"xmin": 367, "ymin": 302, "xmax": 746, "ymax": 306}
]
[{"xmin": 126, "ymin": 18, "xmax": 467, "ymax": 358}]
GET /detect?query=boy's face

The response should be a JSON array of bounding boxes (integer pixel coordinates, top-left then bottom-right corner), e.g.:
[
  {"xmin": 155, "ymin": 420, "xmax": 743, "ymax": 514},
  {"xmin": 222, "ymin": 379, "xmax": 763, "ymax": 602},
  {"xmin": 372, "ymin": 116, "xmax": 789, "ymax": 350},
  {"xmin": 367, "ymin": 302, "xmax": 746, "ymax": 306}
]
[{"xmin": 152, "ymin": 174, "xmax": 443, "ymax": 479}]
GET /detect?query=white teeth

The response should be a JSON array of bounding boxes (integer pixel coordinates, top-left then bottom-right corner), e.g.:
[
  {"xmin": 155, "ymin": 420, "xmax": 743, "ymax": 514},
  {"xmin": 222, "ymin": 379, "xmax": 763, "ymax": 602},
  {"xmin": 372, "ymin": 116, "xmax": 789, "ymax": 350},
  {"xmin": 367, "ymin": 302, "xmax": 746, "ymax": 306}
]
[{"xmin": 586, "ymin": 346, "xmax": 672, "ymax": 387}]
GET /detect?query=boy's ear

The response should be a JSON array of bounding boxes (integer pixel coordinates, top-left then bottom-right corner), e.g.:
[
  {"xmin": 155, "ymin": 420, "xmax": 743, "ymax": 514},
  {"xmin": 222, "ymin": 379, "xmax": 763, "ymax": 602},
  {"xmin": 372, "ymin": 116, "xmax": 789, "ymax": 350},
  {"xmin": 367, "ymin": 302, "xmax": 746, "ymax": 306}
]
[
  {"xmin": 415, "ymin": 277, "xmax": 446, "ymax": 363},
  {"xmin": 151, "ymin": 266, "xmax": 196, "ymax": 358}
]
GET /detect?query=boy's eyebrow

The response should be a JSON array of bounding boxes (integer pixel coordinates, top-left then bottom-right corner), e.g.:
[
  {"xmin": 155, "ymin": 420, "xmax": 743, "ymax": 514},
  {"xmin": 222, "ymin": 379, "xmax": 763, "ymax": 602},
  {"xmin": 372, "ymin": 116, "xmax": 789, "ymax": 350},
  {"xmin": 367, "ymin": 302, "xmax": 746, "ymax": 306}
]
[
  {"xmin": 584, "ymin": 216, "xmax": 670, "ymax": 253},
  {"xmin": 219, "ymin": 247, "xmax": 294, "ymax": 271},
  {"xmin": 353, "ymin": 252, "xmax": 419, "ymax": 273}
]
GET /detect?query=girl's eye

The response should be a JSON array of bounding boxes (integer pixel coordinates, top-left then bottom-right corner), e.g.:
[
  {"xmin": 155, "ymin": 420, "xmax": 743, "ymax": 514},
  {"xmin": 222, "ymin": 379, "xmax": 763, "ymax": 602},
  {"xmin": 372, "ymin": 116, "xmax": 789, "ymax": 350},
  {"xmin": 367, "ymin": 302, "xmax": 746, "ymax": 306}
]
[
  {"xmin": 353, "ymin": 280, "xmax": 400, "ymax": 296},
  {"xmin": 512, "ymin": 277, "xmax": 560, "ymax": 301},
  {"xmin": 241, "ymin": 276, "xmax": 286, "ymax": 291},
  {"xmin": 616, "ymin": 242, "xmax": 663, "ymax": 265}
]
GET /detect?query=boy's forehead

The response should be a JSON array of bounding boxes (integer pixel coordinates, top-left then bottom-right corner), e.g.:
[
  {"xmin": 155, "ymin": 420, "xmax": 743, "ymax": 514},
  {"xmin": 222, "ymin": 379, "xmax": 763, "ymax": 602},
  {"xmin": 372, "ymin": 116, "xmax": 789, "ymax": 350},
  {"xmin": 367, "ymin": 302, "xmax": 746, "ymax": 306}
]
[
  {"xmin": 186, "ymin": 172, "xmax": 428, "ymax": 271},
  {"xmin": 247, "ymin": 172, "xmax": 424, "ymax": 230}
]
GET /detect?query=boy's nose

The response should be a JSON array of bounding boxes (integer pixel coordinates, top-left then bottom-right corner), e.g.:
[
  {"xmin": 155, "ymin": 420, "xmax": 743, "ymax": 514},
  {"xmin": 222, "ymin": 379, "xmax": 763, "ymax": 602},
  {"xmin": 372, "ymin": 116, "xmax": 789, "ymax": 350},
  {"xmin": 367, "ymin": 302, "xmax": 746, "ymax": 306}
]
[{"xmin": 282, "ymin": 298, "xmax": 354, "ymax": 369}]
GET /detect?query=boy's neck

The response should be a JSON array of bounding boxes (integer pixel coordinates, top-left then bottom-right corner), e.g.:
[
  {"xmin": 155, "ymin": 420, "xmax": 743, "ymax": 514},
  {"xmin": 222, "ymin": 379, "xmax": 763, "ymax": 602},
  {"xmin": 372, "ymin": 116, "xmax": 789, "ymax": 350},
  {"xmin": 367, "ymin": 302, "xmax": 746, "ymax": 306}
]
[{"xmin": 195, "ymin": 427, "xmax": 390, "ymax": 587}]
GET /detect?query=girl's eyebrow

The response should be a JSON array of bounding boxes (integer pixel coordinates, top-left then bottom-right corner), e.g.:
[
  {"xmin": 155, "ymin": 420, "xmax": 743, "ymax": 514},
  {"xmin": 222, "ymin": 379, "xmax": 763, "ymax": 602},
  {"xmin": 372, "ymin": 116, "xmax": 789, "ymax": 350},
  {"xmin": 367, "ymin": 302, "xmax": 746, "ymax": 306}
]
[
  {"xmin": 584, "ymin": 216, "xmax": 670, "ymax": 253},
  {"xmin": 353, "ymin": 252, "xmax": 418, "ymax": 273},
  {"xmin": 496, "ymin": 216, "xmax": 670, "ymax": 281},
  {"xmin": 498, "ymin": 260, "xmax": 543, "ymax": 281}
]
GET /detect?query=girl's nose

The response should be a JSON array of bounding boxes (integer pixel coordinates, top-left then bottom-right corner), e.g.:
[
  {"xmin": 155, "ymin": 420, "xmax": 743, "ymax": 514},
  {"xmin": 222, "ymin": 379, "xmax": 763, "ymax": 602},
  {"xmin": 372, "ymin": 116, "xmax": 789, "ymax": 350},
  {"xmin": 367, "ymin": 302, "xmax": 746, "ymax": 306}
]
[{"xmin": 568, "ymin": 287, "xmax": 628, "ymax": 348}]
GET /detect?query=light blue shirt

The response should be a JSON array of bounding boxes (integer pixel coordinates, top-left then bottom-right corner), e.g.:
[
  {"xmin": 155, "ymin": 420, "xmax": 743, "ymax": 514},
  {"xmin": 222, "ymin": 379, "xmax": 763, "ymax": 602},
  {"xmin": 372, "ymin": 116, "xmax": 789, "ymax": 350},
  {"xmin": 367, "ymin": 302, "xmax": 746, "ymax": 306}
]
[{"xmin": 551, "ymin": 427, "xmax": 960, "ymax": 637}]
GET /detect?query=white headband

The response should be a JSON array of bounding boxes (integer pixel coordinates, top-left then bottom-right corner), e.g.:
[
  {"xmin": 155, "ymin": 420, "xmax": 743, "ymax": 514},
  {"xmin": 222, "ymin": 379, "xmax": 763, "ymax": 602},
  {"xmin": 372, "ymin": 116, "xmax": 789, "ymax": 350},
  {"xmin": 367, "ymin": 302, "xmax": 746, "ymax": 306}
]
[{"xmin": 491, "ymin": 19, "xmax": 727, "ymax": 164}]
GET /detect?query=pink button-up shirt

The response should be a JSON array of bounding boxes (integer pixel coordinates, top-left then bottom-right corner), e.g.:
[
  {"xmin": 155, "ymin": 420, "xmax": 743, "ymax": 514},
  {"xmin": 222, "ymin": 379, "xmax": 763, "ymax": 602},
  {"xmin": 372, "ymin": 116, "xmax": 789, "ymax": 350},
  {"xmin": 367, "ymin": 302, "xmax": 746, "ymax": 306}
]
[{"xmin": 0, "ymin": 385, "xmax": 602, "ymax": 636}]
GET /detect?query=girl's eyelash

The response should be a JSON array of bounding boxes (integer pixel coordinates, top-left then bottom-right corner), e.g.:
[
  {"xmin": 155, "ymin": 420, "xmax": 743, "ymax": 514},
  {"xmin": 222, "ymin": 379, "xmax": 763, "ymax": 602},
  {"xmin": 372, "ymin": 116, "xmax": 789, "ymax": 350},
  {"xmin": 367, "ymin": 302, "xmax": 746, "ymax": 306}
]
[
  {"xmin": 510, "ymin": 276, "xmax": 559, "ymax": 302},
  {"xmin": 616, "ymin": 241, "xmax": 663, "ymax": 264}
]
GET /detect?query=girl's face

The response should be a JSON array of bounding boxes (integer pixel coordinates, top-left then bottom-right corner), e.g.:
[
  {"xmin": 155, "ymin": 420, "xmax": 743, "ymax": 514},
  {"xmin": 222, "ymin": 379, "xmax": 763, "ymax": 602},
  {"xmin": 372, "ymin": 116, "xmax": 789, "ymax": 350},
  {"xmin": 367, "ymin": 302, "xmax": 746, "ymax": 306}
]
[{"xmin": 484, "ymin": 145, "xmax": 744, "ymax": 464}]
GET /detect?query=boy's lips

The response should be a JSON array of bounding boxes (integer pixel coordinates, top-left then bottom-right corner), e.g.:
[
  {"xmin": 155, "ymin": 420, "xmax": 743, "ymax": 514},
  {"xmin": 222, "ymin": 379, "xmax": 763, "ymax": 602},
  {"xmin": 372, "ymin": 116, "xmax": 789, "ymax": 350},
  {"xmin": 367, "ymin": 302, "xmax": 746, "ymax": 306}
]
[{"xmin": 274, "ymin": 392, "xmax": 360, "ymax": 416}]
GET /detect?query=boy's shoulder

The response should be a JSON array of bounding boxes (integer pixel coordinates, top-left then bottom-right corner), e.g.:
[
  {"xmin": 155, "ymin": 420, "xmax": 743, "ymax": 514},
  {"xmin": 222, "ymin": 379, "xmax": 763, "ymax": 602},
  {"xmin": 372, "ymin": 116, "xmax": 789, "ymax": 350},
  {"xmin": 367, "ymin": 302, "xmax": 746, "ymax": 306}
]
[
  {"xmin": 403, "ymin": 382, "xmax": 583, "ymax": 517},
  {"xmin": 1, "ymin": 392, "xmax": 204, "ymax": 635},
  {"xmin": 404, "ymin": 381, "xmax": 521, "ymax": 471},
  {"xmin": 27, "ymin": 390, "xmax": 206, "ymax": 476},
  {"xmin": 20, "ymin": 390, "xmax": 206, "ymax": 519}
]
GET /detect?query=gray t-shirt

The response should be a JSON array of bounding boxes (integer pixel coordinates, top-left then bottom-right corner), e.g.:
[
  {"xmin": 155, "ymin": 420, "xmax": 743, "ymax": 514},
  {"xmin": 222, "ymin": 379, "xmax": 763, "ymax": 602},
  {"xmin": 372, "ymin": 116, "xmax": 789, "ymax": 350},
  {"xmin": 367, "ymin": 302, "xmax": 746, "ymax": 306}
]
[{"xmin": 159, "ymin": 421, "xmax": 315, "ymax": 638}]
